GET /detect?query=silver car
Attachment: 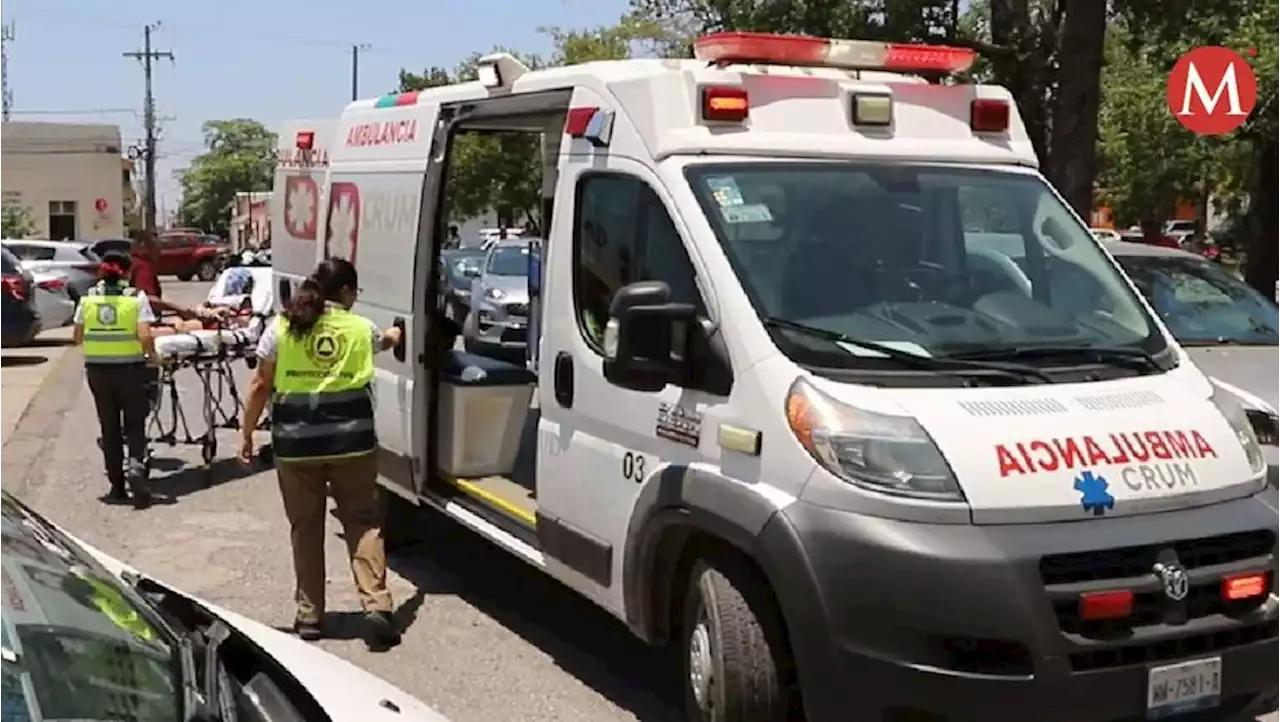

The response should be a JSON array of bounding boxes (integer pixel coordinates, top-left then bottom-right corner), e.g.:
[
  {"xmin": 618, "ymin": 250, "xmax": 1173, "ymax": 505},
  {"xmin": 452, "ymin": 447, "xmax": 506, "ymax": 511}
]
[
  {"xmin": 463, "ymin": 238, "xmax": 537, "ymax": 359},
  {"xmin": 1108, "ymin": 241, "xmax": 1279, "ymax": 480},
  {"xmin": 2, "ymin": 239, "xmax": 102, "ymax": 300}
]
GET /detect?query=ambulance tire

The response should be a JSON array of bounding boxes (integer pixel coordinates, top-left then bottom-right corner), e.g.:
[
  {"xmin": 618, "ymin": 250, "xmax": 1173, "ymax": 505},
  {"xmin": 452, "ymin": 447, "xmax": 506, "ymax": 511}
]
[{"xmin": 681, "ymin": 551, "xmax": 790, "ymax": 722}]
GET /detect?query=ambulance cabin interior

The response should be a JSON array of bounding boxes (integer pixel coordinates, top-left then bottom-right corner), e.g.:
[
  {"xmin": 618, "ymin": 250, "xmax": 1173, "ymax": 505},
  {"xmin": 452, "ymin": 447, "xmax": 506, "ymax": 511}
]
[{"xmin": 430, "ymin": 95, "xmax": 565, "ymax": 521}]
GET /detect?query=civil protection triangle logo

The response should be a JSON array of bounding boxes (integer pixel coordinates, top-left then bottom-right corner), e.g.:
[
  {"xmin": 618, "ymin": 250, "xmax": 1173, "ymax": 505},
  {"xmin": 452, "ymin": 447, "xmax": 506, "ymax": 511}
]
[{"xmin": 1166, "ymin": 46, "xmax": 1259, "ymax": 135}]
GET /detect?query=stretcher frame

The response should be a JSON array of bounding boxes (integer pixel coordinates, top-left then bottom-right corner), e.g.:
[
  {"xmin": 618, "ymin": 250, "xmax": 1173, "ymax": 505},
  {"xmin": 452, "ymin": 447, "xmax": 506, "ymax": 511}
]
[{"xmin": 146, "ymin": 317, "xmax": 272, "ymax": 482}]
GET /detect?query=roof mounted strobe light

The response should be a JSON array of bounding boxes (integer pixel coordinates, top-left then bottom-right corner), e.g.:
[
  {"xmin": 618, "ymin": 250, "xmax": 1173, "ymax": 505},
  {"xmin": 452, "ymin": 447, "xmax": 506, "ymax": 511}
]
[
  {"xmin": 702, "ymin": 86, "xmax": 749, "ymax": 122},
  {"xmin": 970, "ymin": 99, "xmax": 1010, "ymax": 133},
  {"xmin": 295, "ymin": 130, "xmax": 315, "ymax": 150},
  {"xmin": 693, "ymin": 32, "xmax": 977, "ymax": 75}
]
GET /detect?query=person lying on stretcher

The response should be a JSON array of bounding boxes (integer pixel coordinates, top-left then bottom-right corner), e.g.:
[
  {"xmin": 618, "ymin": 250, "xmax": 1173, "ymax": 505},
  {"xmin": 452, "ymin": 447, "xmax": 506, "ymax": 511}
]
[{"xmin": 149, "ymin": 267, "xmax": 258, "ymax": 336}]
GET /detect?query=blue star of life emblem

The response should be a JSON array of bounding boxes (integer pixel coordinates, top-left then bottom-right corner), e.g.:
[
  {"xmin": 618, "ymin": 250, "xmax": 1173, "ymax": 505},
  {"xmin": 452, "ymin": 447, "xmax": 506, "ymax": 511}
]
[{"xmin": 1073, "ymin": 470, "xmax": 1115, "ymax": 516}]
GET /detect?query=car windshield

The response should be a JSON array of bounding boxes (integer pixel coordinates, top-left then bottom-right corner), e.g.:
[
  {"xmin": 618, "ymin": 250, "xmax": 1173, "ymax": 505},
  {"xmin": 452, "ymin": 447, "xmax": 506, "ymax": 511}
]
[
  {"xmin": 1, "ymin": 494, "xmax": 179, "ymax": 721},
  {"xmin": 1117, "ymin": 255, "xmax": 1279, "ymax": 346},
  {"xmin": 686, "ymin": 162, "xmax": 1165, "ymax": 368},
  {"xmin": 486, "ymin": 246, "xmax": 530, "ymax": 277}
]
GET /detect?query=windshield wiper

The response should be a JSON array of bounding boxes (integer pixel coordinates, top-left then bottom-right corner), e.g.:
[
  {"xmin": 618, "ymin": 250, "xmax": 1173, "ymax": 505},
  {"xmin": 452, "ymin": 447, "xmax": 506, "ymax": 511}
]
[
  {"xmin": 762, "ymin": 317, "xmax": 1053, "ymax": 383},
  {"xmin": 951, "ymin": 344, "xmax": 1165, "ymax": 371}
]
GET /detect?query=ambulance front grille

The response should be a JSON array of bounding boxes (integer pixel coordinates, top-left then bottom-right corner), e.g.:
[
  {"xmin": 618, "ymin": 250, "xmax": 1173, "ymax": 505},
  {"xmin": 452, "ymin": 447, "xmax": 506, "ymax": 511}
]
[
  {"xmin": 1039, "ymin": 530, "xmax": 1277, "ymax": 671},
  {"xmin": 957, "ymin": 398, "xmax": 1067, "ymax": 417}
]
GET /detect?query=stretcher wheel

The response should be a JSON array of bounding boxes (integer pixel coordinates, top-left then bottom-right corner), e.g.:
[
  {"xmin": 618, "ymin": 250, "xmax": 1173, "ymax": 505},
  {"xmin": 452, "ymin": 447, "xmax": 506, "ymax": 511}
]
[{"xmin": 202, "ymin": 436, "xmax": 217, "ymax": 465}]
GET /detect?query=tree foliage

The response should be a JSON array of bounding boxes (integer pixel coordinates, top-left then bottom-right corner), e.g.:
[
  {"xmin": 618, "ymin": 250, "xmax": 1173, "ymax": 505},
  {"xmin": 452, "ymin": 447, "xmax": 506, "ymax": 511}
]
[
  {"xmin": 396, "ymin": 21, "xmax": 655, "ymax": 228},
  {"xmin": 1, "ymin": 205, "xmax": 38, "ymax": 238},
  {"xmin": 176, "ymin": 119, "xmax": 276, "ymax": 237}
]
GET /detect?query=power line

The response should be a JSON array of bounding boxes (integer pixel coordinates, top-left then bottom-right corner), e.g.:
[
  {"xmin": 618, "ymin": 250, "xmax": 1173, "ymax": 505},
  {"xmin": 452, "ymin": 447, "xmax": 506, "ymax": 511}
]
[{"xmin": 123, "ymin": 22, "xmax": 173, "ymax": 233}]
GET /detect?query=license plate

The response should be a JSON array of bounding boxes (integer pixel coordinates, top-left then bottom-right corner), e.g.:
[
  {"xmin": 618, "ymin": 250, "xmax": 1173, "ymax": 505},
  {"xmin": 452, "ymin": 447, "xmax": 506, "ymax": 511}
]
[{"xmin": 1146, "ymin": 656, "xmax": 1221, "ymax": 718}]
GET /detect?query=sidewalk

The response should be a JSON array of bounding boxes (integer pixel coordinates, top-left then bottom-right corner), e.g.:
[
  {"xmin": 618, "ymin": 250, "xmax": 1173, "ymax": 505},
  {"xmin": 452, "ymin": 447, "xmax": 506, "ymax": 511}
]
[{"xmin": 1, "ymin": 327, "xmax": 75, "ymax": 444}]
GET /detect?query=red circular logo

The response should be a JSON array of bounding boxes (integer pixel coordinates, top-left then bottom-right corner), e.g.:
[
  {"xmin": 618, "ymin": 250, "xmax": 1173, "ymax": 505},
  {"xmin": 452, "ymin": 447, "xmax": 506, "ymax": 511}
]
[
  {"xmin": 1166, "ymin": 46, "xmax": 1258, "ymax": 135},
  {"xmin": 94, "ymin": 198, "xmax": 109, "ymax": 213}
]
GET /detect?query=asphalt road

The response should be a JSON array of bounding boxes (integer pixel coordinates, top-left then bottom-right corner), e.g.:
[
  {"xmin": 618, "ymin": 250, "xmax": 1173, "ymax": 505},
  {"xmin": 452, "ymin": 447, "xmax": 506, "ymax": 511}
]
[
  {"xmin": 3, "ymin": 280, "xmax": 681, "ymax": 722},
  {"xmin": 2, "ymin": 279, "xmax": 1274, "ymax": 722}
]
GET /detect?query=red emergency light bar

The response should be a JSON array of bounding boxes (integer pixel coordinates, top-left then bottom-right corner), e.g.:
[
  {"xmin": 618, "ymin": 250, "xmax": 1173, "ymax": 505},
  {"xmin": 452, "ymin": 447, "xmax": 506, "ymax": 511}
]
[
  {"xmin": 693, "ymin": 32, "xmax": 977, "ymax": 75},
  {"xmin": 1221, "ymin": 571, "xmax": 1268, "ymax": 602}
]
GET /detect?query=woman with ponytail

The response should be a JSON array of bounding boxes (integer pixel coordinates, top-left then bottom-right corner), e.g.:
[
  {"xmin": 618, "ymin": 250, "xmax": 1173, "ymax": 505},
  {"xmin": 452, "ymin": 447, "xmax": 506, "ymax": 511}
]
[
  {"xmin": 238, "ymin": 257, "xmax": 405, "ymax": 647},
  {"xmin": 72, "ymin": 251, "xmax": 159, "ymax": 507}
]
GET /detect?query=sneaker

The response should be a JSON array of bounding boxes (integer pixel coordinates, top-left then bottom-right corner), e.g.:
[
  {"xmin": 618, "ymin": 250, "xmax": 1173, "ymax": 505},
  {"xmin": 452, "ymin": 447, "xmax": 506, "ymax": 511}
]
[
  {"xmin": 294, "ymin": 619, "xmax": 323, "ymax": 641},
  {"xmin": 362, "ymin": 611, "xmax": 401, "ymax": 649}
]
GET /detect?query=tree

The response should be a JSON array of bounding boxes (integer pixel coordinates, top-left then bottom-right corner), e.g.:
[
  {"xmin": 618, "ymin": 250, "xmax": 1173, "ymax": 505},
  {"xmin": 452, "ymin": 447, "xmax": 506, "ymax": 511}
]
[
  {"xmin": 176, "ymin": 119, "xmax": 276, "ymax": 237},
  {"xmin": 1, "ymin": 205, "xmax": 37, "ymax": 238},
  {"xmin": 628, "ymin": 0, "xmax": 1108, "ymax": 217},
  {"xmin": 396, "ymin": 21, "xmax": 647, "ymax": 228}
]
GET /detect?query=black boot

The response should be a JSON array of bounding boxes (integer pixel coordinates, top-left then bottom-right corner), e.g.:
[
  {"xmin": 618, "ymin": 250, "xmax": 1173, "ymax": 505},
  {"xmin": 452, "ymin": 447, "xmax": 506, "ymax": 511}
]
[
  {"xmin": 104, "ymin": 481, "xmax": 129, "ymax": 503},
  {"xmin": 362, "ymin": 611, "xmax": 401, "ymax": 650}
]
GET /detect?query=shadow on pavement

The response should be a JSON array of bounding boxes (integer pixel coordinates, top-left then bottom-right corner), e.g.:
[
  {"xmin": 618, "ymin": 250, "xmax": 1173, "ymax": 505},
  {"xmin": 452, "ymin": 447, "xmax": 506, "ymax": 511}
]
[
  {"xmin": 384, "ymin": 501, "xmax": 682, "ymax": 721},
  {"xmin": 149, "ymin": 456, "xmax": 261, "ymax": 501},
  {"xmin": 27, "ymin": 336, "xmax": 75, "ymax": 348},
  {"xmin": 1, "ymin": 355, "xmax": 47, "ymax": 368}
]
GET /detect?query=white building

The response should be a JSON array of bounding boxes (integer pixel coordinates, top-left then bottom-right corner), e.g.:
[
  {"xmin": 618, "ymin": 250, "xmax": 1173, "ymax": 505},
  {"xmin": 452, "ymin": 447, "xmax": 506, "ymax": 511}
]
[{"xmin": 0, "ymin": 122, "xmax": 127, "ymax": 240}]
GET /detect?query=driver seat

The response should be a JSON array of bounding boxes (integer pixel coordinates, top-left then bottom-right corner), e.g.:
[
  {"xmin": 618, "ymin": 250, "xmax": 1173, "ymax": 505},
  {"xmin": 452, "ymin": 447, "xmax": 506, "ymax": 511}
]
[{"xmin": 779, "ymin": 196, "xmax": 889, "ymax": 319}]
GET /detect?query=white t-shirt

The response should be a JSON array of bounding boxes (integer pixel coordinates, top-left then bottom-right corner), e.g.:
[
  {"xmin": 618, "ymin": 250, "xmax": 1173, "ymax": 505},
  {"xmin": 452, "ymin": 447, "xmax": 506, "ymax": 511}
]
[{"xmin": 73, "ymin": 290, "xmax": 157, "ymax": 325}]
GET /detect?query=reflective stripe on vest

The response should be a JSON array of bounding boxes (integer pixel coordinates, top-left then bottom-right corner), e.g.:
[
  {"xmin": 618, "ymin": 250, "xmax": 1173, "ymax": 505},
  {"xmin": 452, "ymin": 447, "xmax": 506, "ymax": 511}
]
[
  {"xmin": 81, "ymin": 286, "xmax": 144, "ymax": 364},
  {"xmin": 271, "ymin": 308, "xmax": 376, "ymax": 461}
]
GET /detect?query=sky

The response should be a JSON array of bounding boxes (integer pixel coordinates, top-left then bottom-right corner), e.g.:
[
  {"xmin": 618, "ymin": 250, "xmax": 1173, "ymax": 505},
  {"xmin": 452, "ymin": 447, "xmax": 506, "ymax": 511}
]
[{"xmin": 2, "ymin": 0, "xmax": 630, "ymax": 220}]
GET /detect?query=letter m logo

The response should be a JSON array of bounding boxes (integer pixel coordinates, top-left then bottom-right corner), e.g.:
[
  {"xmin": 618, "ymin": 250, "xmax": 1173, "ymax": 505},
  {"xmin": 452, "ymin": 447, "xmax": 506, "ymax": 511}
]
[{"xmin": 1167, "ymin": 46, "xmax": 1258, "ymax": 136}]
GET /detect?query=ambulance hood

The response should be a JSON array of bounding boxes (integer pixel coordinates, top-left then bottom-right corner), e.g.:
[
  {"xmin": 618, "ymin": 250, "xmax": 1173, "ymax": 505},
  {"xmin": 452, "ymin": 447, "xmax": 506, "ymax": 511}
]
[{"xmin": 814, "ymin": 365, "xmax": 1261, "ymax": 524}]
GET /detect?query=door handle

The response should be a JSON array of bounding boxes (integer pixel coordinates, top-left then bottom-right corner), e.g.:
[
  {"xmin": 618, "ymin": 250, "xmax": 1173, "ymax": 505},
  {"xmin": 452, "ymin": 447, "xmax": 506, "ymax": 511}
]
[
  {"xmin": 392, "ymin": 317, "xmax": 406, "ymax": 362},
  {"xmin": 553, "ymin": 351, "xmax": 574, "ymax": 408}
]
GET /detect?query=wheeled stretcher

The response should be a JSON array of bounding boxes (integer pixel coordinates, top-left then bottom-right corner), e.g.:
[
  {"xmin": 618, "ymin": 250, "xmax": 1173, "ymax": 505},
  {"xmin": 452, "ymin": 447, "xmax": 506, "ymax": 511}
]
[{"xmin": 146, "ymin": 268, "xmax": 275, "ymax": 473}]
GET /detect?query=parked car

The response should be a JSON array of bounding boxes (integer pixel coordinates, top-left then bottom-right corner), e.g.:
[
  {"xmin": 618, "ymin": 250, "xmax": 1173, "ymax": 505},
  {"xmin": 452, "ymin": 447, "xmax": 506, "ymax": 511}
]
[
  {"xmin": 1163, "ymin": 218, "xmax": 1198, "ymax": 246},
  {"xmin": 1108, "ymin": 240, "xmax": 1279, "ymax": 481},
  {"xmin": 156, "ymin": 229, "xmax": 224, "ymax": 281},
  {"xmin": 0, "ymin": 491, "xmax": 452, "ymax": 721},
  {"xmin": 2, "ymin": 239, "xmax": 101, "ymax": 300},
  {"xmin": 1090, "ymin": 227, "xmax": 1121, "ymax": 243},
  {"xmin": 462, "ymin": 238, "xmax": 536, "ymax": 359},
  {"xmin": 1, "ymin": 246, "xmax": 40, "ymax": 347},
  {"xmin": 439, "ymin": 248, "xmax": 486, "ymax": 323},
  {"xmin": 29, "ymin": 269, "xmax": 76, "ymax": 330}
]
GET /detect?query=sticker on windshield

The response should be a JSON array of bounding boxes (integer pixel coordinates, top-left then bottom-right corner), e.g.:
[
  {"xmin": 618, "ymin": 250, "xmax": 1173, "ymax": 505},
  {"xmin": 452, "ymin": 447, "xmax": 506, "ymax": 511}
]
[
  {"xmin": 706, "ymin": 177, "xmax": 745, "ymax": 207},
  {"xmin": 722, "ymin": 204, "xmax": 774, "ymax": 224}
]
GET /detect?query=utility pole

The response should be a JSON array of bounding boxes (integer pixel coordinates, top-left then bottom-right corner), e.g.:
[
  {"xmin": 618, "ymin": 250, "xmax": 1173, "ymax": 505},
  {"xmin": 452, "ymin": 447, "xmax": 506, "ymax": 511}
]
[
  {"xmin": 124, "ymin": 23, "xmax": 173, "ymax": 232},
  {"xmin": 351, "ymin": 43, "xmax": 370, "ymax": 101},
  {"xmin": 1, "ymin": 22, "xmax": 15, "ymax": 122}
]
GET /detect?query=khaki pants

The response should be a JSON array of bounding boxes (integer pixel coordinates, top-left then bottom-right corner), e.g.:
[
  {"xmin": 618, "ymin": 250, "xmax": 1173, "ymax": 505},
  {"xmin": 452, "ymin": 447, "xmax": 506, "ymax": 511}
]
[{"xmin": 276, "ymin": 452, "xmax": 393, "ymax": 624}]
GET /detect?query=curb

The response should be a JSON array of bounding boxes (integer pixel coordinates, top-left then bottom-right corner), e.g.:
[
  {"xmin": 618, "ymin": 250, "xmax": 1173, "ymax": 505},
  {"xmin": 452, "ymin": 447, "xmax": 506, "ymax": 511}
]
[{"xmin": 1, "ymin": 343, "xmax": 85, "ymax": 496}]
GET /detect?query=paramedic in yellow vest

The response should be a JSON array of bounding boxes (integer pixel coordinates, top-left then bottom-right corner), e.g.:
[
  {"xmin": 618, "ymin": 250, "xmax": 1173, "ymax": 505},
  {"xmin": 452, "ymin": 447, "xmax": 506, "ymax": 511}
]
[
  {"xmin": 238, "ymin": 258, "xmax": 404, "ymax": 648},
  {"xmin": 73, "ymin": 251, "xmax": 157, "ymax": 509}
]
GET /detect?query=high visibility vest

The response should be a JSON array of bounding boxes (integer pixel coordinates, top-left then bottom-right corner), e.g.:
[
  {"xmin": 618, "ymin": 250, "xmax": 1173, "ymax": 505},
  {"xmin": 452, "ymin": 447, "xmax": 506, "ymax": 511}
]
[
  {"xmin": 271, "ymin": 307, "xmax": 376, "ymax": 461},
  {"xmin": 81, "ymin": 283, "xmax": 145, "ymax": 364}
]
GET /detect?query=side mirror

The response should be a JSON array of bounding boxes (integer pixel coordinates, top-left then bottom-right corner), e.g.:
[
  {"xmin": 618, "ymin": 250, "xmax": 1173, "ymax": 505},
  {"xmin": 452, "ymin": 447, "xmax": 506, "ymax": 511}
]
[{"xmin": 602, "ymin": 280, "xmax": 698, "ymax": 393}]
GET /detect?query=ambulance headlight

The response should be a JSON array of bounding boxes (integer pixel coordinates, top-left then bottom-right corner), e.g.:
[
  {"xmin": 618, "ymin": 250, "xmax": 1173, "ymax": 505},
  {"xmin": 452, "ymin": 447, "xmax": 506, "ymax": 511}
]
[
  {"xmin": 1211, "ymin": 386, "xmax": 1266, "ymax": 476},
  {"xmin": 785, "ymin": 377, "xmax": 962, "ymax": 501}
]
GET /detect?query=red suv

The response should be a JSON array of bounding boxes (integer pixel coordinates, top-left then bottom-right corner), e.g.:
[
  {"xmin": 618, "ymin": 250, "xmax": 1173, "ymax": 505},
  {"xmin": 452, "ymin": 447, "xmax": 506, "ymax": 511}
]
[{"xmin": 156, "ymin": 230, "xmax": 227, "ymax": 281}]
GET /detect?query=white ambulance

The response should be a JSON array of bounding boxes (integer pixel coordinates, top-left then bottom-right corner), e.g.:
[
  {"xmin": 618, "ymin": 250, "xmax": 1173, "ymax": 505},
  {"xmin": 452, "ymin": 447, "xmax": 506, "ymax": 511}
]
[
  {"xmin": 270, "ymin": 117, "xmax": 336, "ymax": 311},
  {"xmin": 274, "ymin": 33, "xmax": 1278, "ymax": 722}
]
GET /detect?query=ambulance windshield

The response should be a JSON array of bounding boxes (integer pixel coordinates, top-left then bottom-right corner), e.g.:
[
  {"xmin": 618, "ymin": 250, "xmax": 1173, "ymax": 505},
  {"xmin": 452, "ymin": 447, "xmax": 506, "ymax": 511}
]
[{"xmin": 686, "ymin": 163, "xmax": 1169, "ymax": 371}]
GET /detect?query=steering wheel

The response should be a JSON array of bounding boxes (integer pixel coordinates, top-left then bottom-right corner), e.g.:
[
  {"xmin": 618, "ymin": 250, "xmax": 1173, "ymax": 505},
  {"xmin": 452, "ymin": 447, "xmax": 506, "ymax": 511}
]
[{"xmin": 892, "ymin": 261, "xmax": 968, "ymax": 302}]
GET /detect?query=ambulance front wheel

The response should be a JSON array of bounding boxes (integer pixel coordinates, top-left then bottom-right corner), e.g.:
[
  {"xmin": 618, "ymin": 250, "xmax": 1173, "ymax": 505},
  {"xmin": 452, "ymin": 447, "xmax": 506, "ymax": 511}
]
[{"xmin": 681, "ymin": 551, "xmax": 793, "ymax": 722}]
